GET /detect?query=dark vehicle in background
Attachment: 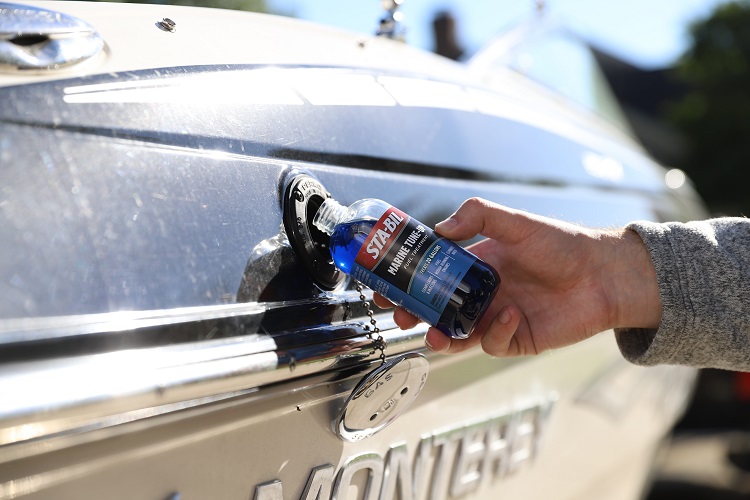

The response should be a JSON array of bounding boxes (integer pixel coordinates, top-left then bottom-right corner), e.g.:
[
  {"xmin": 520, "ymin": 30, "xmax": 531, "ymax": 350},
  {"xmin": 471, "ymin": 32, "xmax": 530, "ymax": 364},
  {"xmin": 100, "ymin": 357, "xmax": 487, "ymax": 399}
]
[{"xmin": 0, "ymin": 2, "xmax": 707, "ymax": 499}]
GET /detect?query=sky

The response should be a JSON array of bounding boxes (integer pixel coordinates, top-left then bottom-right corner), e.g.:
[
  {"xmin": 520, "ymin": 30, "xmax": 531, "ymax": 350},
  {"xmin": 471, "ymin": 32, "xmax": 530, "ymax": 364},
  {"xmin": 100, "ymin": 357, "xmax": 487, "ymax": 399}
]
[{"xmin": 267, "ymin": 0, "xmax": 733, "ymax": 69}]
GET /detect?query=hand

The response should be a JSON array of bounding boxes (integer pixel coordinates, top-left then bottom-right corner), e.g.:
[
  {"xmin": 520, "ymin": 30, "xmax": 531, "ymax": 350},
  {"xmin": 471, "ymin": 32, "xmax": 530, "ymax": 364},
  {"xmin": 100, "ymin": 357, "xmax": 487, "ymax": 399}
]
[{"xmin": 374, "ymin": 198, "xmax": 662, "ymax": 357}]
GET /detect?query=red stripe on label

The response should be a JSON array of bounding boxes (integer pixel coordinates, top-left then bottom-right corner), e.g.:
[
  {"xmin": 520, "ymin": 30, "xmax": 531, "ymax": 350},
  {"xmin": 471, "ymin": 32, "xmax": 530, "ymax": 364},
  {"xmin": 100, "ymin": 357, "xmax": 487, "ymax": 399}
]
[{"xmin": 355, "ymin": 207, "xmax": 409, "ymax": 271}]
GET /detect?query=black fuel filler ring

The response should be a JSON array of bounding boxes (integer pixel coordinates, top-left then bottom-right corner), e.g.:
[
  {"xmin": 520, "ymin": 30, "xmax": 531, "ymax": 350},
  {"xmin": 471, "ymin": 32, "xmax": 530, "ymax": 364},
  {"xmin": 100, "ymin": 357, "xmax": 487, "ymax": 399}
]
[{"xmin": 282, "ymin": 173, "xmax": 345, "ymax": 291}]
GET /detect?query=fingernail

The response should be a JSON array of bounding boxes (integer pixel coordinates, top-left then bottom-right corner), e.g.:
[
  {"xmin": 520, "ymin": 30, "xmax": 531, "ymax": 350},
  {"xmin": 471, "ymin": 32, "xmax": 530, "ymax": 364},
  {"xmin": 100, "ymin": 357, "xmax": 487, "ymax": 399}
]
[
  {"xmin": 499, "ymin": 307, "xmax": 511, "ymax": 325},
  {"xmin": 425, "ymin": 336, "xmax": 435, "ymax": 350},
  {"xmin": 435, "ymin": 216, "xmax": 458, "ymax": 233}
]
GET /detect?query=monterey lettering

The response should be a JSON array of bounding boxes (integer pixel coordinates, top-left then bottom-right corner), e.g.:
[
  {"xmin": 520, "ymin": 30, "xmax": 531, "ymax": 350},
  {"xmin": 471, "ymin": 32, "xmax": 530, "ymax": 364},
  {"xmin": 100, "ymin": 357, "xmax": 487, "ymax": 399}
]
[{"xmin": 252, "ymin": 398, "xmax": 554, "ymax": 500}]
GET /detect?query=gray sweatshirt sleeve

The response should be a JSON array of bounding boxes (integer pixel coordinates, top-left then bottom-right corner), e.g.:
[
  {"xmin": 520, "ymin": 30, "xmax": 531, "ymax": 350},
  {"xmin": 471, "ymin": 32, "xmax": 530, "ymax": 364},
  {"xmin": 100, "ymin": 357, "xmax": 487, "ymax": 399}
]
[{"xmin": 614, "ymin": 218, "xmax": 750, "ymax": 371}]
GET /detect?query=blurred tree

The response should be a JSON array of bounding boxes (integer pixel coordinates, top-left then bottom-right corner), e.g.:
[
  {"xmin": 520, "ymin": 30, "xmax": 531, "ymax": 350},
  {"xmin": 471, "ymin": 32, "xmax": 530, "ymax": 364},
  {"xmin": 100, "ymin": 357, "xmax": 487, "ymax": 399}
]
[
  {"xmin": 82, "ymin": 0, "xmax": 269, "ymax": 13},
  {"xmin": 668, "ymin": 1, "xmax": 750, "ymax": 216}
]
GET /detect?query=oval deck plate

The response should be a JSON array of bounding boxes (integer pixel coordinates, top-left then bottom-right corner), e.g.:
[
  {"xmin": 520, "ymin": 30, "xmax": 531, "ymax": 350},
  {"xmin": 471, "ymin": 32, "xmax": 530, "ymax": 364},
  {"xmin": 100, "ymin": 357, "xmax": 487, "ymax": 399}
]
[{"xmin": 336, "ymin": 353, "xmax": 429, "ymax": 442}]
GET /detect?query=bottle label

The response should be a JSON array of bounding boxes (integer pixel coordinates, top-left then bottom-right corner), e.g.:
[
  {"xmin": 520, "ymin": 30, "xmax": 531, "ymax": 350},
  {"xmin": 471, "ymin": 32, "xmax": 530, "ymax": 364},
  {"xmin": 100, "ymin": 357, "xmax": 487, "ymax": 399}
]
[{"xmin": 351, "ymin": 207, "xmax": 476, "ymax": 325}]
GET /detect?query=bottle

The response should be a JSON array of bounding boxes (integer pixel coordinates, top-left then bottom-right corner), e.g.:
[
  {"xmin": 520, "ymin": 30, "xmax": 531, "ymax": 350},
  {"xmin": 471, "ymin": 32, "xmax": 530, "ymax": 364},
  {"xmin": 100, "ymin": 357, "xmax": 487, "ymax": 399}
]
[{"xmin": 313, "ymin": 198, "xmax": 500, "ymax": 339}]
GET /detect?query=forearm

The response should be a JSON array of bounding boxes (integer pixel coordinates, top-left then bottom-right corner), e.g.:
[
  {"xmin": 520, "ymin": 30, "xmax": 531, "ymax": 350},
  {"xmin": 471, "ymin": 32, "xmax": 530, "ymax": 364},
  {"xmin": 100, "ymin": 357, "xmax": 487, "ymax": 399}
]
[
  {"xmin": 598, "ymin": 228, "xmax": 662, "ymax": 331},
  {"xmin": 614, "ymin": 219, "xmax": 750, "ymax": 371}
]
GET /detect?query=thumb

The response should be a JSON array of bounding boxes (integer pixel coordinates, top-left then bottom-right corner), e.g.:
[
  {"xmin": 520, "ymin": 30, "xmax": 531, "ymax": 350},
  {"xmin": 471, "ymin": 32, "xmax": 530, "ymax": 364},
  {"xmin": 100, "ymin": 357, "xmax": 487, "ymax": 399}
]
[{"xmin": 435, "ymin": 197, "xmax": 520, "ymax": 241}]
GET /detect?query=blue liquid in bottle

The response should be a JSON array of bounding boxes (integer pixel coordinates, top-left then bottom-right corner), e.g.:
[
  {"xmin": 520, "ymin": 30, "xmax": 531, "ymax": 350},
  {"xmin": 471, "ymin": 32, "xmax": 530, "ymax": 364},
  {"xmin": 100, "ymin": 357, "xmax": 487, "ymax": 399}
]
[{"xmin": 314, "ymin": 198, "xmax": 499, "ymax": 339}]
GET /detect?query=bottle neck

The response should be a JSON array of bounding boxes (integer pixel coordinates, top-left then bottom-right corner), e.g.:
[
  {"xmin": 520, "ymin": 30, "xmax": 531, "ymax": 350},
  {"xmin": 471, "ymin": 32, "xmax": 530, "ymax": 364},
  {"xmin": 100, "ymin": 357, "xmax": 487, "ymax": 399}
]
[{"xmin": 313, "ymin": 198, "xmax": 348, "ymax": 236}]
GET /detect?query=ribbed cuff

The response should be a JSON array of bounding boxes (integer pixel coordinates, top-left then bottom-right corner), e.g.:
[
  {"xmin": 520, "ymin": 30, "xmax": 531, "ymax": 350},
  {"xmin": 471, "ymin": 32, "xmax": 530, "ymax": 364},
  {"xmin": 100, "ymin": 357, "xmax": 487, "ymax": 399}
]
[{"xmin": 614, "ymin": 221, "xmax": 690, "ymax": 366}]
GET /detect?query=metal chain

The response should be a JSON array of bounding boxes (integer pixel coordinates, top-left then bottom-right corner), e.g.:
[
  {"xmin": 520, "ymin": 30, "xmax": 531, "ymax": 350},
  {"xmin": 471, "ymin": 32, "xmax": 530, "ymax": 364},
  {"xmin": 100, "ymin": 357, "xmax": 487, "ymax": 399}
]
[{"xmin": 355, "ymin": 281, "xmax": 387, "ymax": 365}]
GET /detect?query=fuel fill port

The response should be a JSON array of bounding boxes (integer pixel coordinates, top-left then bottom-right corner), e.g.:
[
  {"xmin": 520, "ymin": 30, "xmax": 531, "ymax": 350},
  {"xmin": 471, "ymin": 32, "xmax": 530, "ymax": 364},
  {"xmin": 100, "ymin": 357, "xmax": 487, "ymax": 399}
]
[{"xmin": 282, "ymin": 173, "xmax": 345, "ymax": 291}]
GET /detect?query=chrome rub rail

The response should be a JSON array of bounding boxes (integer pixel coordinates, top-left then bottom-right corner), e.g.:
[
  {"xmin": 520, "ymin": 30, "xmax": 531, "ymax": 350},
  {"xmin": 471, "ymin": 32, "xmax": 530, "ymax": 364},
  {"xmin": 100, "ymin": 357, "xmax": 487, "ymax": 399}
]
[{"xmin": 0, "ymin": 307, "xmax": 428, "ymax": 463}]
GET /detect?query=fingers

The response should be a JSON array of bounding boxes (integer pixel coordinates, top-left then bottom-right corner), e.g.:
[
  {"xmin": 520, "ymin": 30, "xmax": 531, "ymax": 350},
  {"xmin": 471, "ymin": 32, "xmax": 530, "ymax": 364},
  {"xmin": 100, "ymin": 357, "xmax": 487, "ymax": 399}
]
[
  {"xmin": 425, "ymin": 305, "xmax": 523, "ymax": 357},
  {"xmin": 479, "ymin": 305, "xmax": 524, "ymax": 357},
  {"xmin": 424, "ymin": 328, "xmax": 452, "ymax": 353},
  {"xmin": 394, "ymin": 307, "xmax": 420, "ymax": 330},
  {"xmin": 424, "ymin": 326, "xmax": 483, "ymax": 354},
  {"xmin": 435, "ymin": 197, "xmax": 521, "ymax": 242},
  {"xmin": 374, "ymin": 292, "xmax": 424, "ymax": 321},
  {"xmin": 372, "ymin": 293, "xmax": 420, "ymax": 329},
  {"xmin": 372, "ymin": 293, "xmax": 394, "ymax": 309}
]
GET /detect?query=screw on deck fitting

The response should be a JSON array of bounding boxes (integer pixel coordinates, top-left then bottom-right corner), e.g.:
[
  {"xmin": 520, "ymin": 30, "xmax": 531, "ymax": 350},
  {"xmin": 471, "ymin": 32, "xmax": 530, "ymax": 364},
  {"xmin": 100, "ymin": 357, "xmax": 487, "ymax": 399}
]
[{"xmin": 157, "ymin": 18, "xmax": 176, "ymax": 33}]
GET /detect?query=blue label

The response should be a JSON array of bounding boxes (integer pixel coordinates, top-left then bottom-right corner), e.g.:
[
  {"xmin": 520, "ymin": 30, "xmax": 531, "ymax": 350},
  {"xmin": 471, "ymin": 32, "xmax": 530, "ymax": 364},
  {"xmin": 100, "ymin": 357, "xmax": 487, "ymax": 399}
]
[
  {"xmin": 408, "ymin": 239, "xmax": 473, "ymax": 315},
  {"xmin": 351, "ymin": 215, "xmax": 476, "ymax": 327},
  {"xmin": 351, "ymin": 262, "xmax": 442, "ymax": 325}
]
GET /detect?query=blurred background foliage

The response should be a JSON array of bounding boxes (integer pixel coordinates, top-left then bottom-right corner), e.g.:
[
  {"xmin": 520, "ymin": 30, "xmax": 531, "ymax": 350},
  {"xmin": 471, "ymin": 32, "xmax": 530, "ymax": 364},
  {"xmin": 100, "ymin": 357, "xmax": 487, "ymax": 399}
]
[{"xmin": 668, "ymin": 1, "xmax": 750, "ymax": 216}]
